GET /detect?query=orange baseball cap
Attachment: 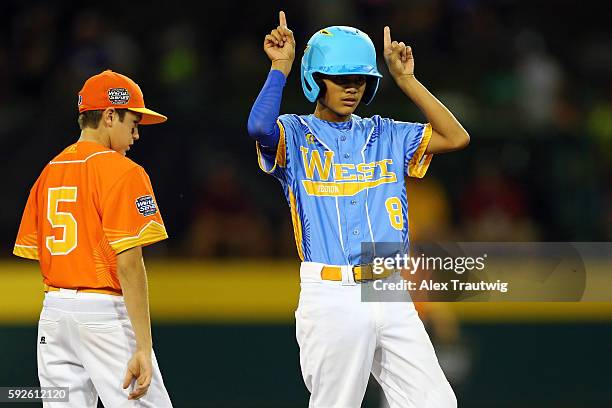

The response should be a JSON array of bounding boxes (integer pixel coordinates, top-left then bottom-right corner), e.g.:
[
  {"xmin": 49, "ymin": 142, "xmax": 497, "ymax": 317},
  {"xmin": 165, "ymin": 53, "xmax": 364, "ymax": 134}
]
[{"xmin": 78, "ymin": 70, "xmax": 167, "ymax": 125}]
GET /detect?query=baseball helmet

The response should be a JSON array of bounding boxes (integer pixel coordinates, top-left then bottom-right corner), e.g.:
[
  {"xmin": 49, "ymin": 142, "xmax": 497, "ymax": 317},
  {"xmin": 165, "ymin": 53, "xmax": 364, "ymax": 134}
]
[{"xmin": 301, "ymin": 26, "xmax": 382, "ymax": 105}]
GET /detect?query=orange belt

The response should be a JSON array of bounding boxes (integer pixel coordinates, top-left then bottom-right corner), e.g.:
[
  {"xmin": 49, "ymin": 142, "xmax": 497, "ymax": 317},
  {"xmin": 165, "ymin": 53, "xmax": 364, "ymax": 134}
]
[
  {"xmin": 321, "ymin": 265, "xmax": 395, "ymax": 282},
  {"xmin": 44, "ymin": 284, "xmax": 122, "ymax": 296}
]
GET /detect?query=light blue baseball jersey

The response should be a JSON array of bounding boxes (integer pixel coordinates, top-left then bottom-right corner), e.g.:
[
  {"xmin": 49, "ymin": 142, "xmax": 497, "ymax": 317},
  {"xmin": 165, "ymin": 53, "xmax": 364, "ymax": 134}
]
[{"xmin": 257, "ymin": 114, "xmax": 432, "ymax": 265}]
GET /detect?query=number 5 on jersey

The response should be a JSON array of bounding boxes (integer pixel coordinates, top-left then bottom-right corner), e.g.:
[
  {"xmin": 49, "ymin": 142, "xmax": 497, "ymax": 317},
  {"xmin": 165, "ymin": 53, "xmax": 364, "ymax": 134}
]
[{"xmin": 46, "ymin": 187, "xmax": 78, "ymax": 255}]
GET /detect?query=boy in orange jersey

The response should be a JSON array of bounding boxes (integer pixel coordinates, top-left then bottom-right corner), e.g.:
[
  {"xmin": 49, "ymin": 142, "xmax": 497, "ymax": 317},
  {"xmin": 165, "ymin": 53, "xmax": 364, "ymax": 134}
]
[{"xmin": 13, "ymin": 70, "xmax": 173, "ymax": 407}]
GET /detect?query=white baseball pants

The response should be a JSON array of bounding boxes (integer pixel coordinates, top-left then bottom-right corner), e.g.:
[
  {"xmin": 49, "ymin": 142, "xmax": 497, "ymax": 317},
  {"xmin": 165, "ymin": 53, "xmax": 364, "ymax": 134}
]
[
  {"xmin": 37, "ymin": 290, "xmax": 172, "ymax": 407},
  {"xmin": 296, "ymin": 262, "xmax": 456, "ymax": 408}
]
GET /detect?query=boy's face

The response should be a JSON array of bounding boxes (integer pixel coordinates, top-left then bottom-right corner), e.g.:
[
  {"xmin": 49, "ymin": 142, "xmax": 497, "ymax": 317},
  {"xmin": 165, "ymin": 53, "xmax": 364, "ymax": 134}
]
[
  {"xmin": 109, "ymin": 110, "xmax": 141, "ymax": 155},
  {"xmin": 318, "ymin": 74, "xmax": 367, "ymax": 119}
]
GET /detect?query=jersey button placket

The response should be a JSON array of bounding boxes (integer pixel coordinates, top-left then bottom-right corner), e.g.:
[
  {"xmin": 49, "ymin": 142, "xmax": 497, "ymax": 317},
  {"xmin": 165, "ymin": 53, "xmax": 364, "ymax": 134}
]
[{"xmin": 341, "ymin": 149, "xmax": 360, "ymax": 262}]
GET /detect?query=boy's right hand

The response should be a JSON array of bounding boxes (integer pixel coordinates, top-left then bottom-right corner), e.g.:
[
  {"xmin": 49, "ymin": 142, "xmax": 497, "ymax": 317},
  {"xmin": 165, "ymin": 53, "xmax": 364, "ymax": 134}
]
[
  {"xmin": 123, "ymin": 349, "xmax": 152, "ymax": 400},
  {"xmin": 264, "ymin": 11, "xmax": 295, "ymax": 77}
]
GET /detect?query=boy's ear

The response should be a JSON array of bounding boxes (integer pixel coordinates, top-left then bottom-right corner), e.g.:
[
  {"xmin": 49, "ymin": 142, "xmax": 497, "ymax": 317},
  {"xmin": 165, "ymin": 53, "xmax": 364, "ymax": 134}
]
[
  {"xmin": 101, "ymin": 108, "xmax": 118, "ymax": 127},
  {"xmin": 102, "ymin": 108, "xmax": 115, "ymax": 127}
]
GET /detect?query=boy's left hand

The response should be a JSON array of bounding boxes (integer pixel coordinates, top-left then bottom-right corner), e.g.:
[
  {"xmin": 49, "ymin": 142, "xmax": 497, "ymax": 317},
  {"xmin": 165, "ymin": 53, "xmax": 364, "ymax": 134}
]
[{"xmin": 383, "ymin": 26, "xmax": 415, "ymax": 80}]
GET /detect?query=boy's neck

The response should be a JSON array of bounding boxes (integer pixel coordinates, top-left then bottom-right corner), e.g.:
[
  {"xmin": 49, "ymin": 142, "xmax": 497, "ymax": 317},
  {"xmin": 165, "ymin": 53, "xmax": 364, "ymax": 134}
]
[{"xmin": 79, "ymin": 128, "xmax": 110, "ymax": 149}]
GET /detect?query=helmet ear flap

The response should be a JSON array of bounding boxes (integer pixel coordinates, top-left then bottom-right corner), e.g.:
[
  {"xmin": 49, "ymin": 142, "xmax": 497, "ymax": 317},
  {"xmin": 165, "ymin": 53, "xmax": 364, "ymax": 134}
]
[{"xmin": 301, "ymin": 71, "xmax": 320, "ymax": 103}]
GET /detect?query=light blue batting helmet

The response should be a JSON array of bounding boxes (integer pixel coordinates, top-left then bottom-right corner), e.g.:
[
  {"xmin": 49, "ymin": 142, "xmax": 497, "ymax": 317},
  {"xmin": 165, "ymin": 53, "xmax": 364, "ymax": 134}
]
[{"xmin": 301, "ymin": 26, "xmax": 382, "ymax": 105}]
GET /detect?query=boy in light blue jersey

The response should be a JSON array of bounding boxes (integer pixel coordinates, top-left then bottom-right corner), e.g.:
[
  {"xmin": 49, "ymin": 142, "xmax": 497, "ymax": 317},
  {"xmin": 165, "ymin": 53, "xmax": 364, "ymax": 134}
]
[{"xmin": 248, "ymin": 11, "xmax": 469, "ymax": 408}]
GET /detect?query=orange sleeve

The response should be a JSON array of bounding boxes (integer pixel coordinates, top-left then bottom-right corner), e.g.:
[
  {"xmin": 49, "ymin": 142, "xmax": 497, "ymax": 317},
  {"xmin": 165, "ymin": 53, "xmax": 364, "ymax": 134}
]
[
  {"xmin": 14, "ymin": 180, "xmax": 40, "ymax": 260},
  {"xmin": 101, "ymin": 166, "xmax": 168, "ymax": 254}
]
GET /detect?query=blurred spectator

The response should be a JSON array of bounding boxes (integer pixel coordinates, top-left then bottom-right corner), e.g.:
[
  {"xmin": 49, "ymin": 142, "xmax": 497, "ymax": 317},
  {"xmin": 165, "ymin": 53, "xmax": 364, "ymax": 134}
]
[
  {"xmin": 587, "ymin": 83, "xmax": 612, "ymax": 164},
  {"xmin": 66, "ymin": 9, "xmax": 113, "ymax": 84},
  {"xmin": 586, "ymin": 83, "xmax": 612, "ymax": 239},
  {"xmin": 460, "ymin": 159, "xmax": 539, "ymax": 241},
  {"xmin": 305, "ymin": 0, "xmax": 356, "ymax": 28},
  {"xmin": 188, "ymin": 158, "xmax": 273, "ymax": 258},
  {"xmin": 157, "ymin": 21, "xmax": 204, "ymax": 115},
  {"xmin": 406, "ymin": 176, "xmax": 454, "ymax": 241},
  {"xmin": 11, "ymin": 4, "xmax": 58, "ymax": 97},
  {"xmin": 223, "ymin": 34, "xmax": 266, "ymax": 114},
  {"xmin": 514, "ymin": 29, "xmax": 564, "ymax": 130}
]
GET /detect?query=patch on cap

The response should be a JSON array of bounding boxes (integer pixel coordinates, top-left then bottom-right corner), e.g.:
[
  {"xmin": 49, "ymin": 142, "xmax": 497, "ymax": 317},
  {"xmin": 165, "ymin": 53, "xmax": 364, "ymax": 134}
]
[
  {"xmin": 135, "ymin": 195, "xmax": 157, "ymax": 216},
  {"xmin": 108, "ymin": 88, "xmax": 130, "ymax": 105},
  {"xmin": 78, "ymin": 94, "xmax": 83, "ymax": 106}
]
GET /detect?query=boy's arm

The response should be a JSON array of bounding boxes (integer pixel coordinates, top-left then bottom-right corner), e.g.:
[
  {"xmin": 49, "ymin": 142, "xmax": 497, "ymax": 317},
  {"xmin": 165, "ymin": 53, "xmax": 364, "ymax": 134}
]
[
  {"xmin": 247, "ymin": 11, "xmax": 295, "ymax": 148},
  {"xmin": 247, "ymin": 70, "xmax": 286, "ymax": 148},
  {"xmin": 117, "ymin": 246, "xmax": 153, "ymax": 400},
  {"xmin": 383, "ymin": 26, "xmax": 470, "ymax": 154}
]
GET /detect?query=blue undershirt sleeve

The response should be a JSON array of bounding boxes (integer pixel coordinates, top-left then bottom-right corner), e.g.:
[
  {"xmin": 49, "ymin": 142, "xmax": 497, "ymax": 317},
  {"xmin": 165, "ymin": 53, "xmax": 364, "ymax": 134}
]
[{"xmin": 247, "ymin": 69, "xmax": 286, "ymax": 148}]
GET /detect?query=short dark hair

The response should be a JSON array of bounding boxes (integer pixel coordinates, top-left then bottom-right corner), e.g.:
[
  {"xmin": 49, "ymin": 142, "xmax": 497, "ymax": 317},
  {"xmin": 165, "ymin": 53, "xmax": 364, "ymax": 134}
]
[{"xmin": 78, "ymin": 109, "xmax": 128, "ymax": 130}]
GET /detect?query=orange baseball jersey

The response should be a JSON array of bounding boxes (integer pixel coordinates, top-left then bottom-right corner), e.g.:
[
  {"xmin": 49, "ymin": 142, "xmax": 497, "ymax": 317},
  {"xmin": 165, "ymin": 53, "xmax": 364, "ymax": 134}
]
[{"xmin": 13, "ymin": 140, "xmax": 167, "ymax": 291}]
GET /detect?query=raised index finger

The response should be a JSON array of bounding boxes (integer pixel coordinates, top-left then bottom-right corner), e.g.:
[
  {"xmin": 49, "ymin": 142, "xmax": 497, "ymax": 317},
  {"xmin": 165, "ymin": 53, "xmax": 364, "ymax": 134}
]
[
  {"xmin": 384, "ymin": 26, "xmax": 391, "ymax": 49},
  {"xmin": 279, "ymin": 11, "xmax": 287, "ymax": 28}
]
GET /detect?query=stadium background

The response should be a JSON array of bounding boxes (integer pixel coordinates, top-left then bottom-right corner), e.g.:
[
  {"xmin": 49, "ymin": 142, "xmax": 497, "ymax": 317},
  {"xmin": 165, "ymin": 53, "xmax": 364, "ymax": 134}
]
[{"xmin": 1, "ymin": 0, "xmax": 611, "ymax": 406}]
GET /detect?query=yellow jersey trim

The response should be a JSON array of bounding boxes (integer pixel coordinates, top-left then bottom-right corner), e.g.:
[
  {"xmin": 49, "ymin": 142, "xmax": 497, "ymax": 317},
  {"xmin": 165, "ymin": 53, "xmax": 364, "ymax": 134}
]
[
  {"xmin": 13, "ymin": 245, "xmax": 39, "ymax": 260},
  {"xmin": 288, "ymin": 187, "xmax": 304, "ymax": 261},
  {"xmin": 302, "ymin": 176, "xmax": 397, "ymax": 197},
  {"xmin": 109, "ymin": 220, "xmax": 168, "ymax": 253},
  {"xmin": 408, "ymin": 123, "xmax": 433, "ymax": 178},
  {"xmin": 276, "ymin": 120, "xmax": 287, "ymax": 167},
  {"xmin": 256, "ymin": 119, "xmax": 286, "ymax": 173}
]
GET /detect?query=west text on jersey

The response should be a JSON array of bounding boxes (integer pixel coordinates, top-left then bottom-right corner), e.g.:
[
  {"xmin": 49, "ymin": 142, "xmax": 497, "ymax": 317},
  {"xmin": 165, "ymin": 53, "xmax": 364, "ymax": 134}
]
[{"xmin": 300, "ymin": 147, "xmax": 397, "ymax": 197}]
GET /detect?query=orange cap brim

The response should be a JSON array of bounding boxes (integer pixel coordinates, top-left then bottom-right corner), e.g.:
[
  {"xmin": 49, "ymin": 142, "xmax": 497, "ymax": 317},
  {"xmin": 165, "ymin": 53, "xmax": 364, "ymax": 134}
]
[{"xmin": 128, "ymin": 107, "xmax": 168, "ymax": 125}]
